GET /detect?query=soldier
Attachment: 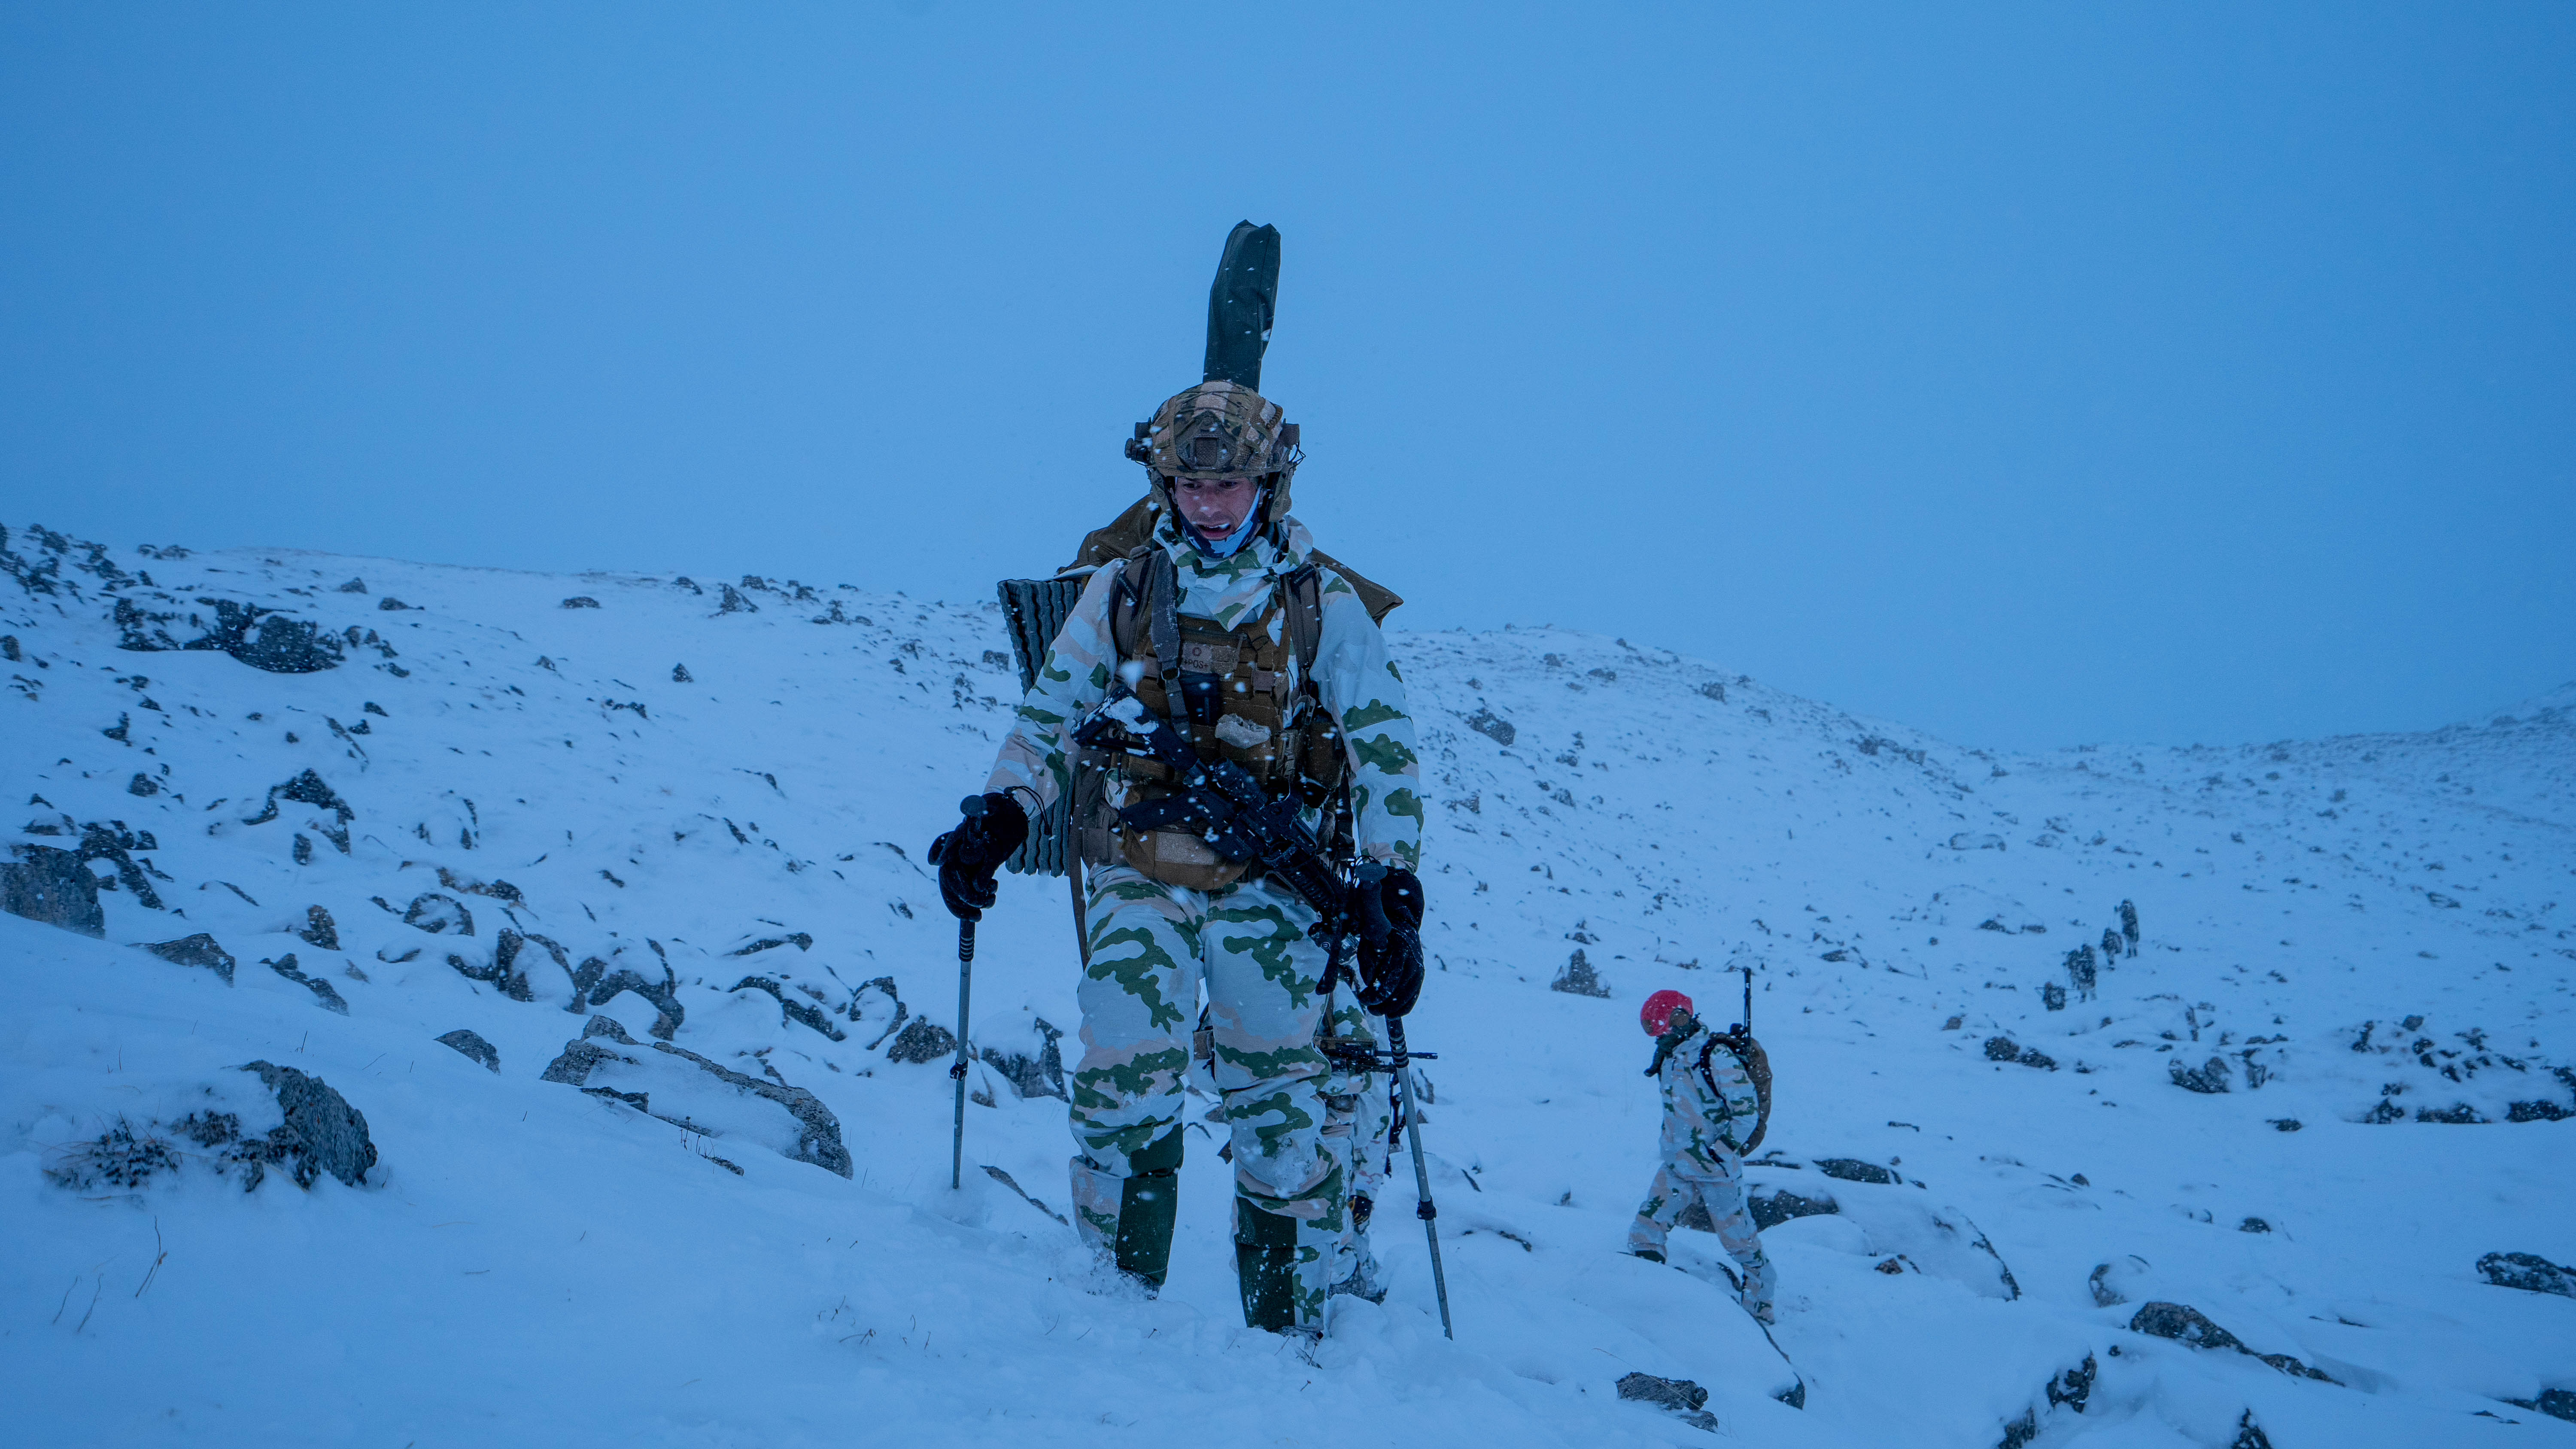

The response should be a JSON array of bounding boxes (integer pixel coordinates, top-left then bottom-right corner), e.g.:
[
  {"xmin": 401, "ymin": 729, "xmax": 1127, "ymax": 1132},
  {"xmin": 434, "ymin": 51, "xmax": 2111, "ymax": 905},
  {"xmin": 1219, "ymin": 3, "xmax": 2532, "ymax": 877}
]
[
  {"xmin": 2119, "ymin": 899, "xmax": 2140, "ymax": 957},
  {"xmin": 930, "ymin": 379, "xmax": 1425, "ymax": 1336},
  {"xmin": 1629, "ymin": 988, "xmax": 1777, "ymax": 1323}
]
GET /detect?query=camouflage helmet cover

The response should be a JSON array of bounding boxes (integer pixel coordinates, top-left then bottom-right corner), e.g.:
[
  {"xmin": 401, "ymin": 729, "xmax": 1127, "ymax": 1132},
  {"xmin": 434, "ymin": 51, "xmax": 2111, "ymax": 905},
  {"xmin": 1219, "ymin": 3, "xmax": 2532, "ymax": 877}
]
[{"xmin": 1127, "ymin": 380, "xmax": 1301, "ymax": 482}]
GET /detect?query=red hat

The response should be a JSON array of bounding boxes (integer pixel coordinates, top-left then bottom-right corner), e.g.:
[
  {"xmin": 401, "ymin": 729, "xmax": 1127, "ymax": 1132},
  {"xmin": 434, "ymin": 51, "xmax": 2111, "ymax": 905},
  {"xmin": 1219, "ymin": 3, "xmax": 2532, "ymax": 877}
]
[{"xmin": 1640, "ymin": 989, "xmax": 1694, "ymax": 1037}]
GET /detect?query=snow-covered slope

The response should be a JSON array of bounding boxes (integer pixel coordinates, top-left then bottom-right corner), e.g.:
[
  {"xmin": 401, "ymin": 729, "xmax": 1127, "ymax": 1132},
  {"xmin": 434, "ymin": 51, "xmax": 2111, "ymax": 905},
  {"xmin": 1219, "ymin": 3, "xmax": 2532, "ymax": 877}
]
[{"xmin": 3, "ymin": 522, "xmax": 2570, "ymax": 1447}]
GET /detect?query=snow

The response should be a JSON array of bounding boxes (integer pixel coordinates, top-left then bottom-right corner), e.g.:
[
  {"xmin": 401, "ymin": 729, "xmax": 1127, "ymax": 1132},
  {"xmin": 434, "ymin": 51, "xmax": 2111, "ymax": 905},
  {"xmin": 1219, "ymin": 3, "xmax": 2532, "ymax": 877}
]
[{"xmin": 2, "ymin": 524, "xmax": 2570, "ymax": 1446}]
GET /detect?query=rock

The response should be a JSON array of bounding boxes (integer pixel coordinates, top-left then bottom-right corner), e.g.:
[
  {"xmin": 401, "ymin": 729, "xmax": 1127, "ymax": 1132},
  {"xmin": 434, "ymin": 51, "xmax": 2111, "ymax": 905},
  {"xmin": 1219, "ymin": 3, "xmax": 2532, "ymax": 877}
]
[
  {"xmin": 336, "ymin": 577, "xmax": 367, "ymax": 593},
  {"xmin": 144, "ymin": 932, "xmax": 237, "ymax": 983},
  {"xmin": 436, "ymin": 1029, "xmax": 500, "ymax": 1072},
  {"xmin": 2477, "ymin": 1251, "xmax": 2575, "ymax": 1297},
  {"xmin": 404, "ymin": 892, "xmax": 475, "ymax": 936},
  {"xmin": 3, "ymin": 844, "xmax": 103, "ymax": 936},
  {"xmin": 1616, "ymin": 1373, "xmax": 1717, "ymax": 1431},
  {"xmin": 1984, "ymin": 1036, "xmax": 2022, "ymax": 1062},
  {"xmin": 561, "ymin": 596, "xmax": 601, "ymax": 609},
  {"xmin": 238, "ymin": 1061, "xmax": 378, "ymax": 1188},
  {"xmin": 1947, "ymin": 832, "xmax": 2006, "ymax": 851},
  {"xmin": 2131, "ymin": 1301, "xmax": 2246, "ymax": 1353},
  {"xmin": 2047, "ymin": 1355, "xmax": 2096, "ymax": 1413},
  {"xmin": 2130, "ymin": 1302, "xmax": 2335, "ymax": 1382},
  {"xmin": 2230, "ymin": 1411, "xmax": 2273, "ymax": 1449},
  {"xmin": 730, "ymin": 976, "xmax": 848, "ymax": 1041},
  {"xmin": 672, "ymin": 663, "xmax": 693, "ymax": 683},
  {"xmin": 1551, "ymin": 947, "xmax": 1611, "ymax": 998},
  {"xmin": 2040, "ymin": 981, "xmax": 2067, "ymax": 1012},
  {"xmin": 884, "ymin": 1017, "xmax": 957, "ymax": 1064},
  {"xmin": 297, "ymin": 905, "xmax": 340, "ymax": 950},
  {"xmin": 2504, "ymin": 1390, "xmax": 2576, "ymax": 1423},
  {"xmin": 445, "ymin": 929, "xmax": 538, "ymax": 1003},
  {"xmin": 2169, "ymin": 1056, "xmax": 2232, "ymax": 1094},
  {"xmin": 125, "ymin": 597, "xmax": 346, "ymax": 672},
  {"xmin": 847, "ymin": 975, "xmax": 908, "ymax": 1048},
  {"xmin": 261, "ymin": 952, "xmax": 349, "ymax": 1014},
  {"xmin": 128, "ymin": 772, "xmax": 160, "ymax": 797},
  {"xmin": 2239, "ymin": 1217, "xmax": 2272, "ymax": 1233},
  {"xmin": 1814, "ymin": 1157, "xmax": 1897, "ymax": 1185},
  {"xmin": 539, "ymin": 1019, "xmax": 852, "ymax": 1177},
  {"xmin": 1749, "ymin": 1187, "xmax": 1840, "ymax": 1230},
  {"xmin": 1461, "ymin": 706, "xmax": 1515, "ymax": 746},
  {"xmin": 565, "ymin": 948, "xmax": 683, "ymax": 1038},
  {"xmin": 981, "ymin": 1017, "xmax": 1067, "ymax": 1100}
]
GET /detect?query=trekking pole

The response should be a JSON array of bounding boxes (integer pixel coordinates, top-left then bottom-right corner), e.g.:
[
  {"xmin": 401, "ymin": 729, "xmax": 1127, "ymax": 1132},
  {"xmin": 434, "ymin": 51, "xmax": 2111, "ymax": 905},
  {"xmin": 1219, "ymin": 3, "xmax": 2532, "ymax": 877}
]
[
  {"xmin": 948, "ymin": 915, "xmax": 975, "ymax": 1190},
  {"xmin": 1386, "ymin": 1016, "xmax": 1454, "ymax": 1340}
]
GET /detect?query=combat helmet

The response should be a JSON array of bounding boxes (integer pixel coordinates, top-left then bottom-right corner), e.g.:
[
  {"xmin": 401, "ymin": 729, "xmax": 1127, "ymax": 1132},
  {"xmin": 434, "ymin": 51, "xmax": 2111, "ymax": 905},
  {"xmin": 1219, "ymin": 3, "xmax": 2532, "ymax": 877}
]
[{"xmin": 1125, "ymin": 380, "xmax": 1303, "ymax": 523}]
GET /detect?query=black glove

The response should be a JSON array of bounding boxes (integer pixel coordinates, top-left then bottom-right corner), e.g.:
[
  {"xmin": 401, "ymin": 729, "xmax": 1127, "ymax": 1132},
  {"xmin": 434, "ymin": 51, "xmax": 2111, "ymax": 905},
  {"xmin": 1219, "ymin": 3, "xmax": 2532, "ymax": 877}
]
[
  {"xmin": 927, "ymin": 793, "xmax": 1029, "ymax": 921},
  {"xmin": 1350, "ymin": 863, "xmax": 1425, "ymax": 1018}
]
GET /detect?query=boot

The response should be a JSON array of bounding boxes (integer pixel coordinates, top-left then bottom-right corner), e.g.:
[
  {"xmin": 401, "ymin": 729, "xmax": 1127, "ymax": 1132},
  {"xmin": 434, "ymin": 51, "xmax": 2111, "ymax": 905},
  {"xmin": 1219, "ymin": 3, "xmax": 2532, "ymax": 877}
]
[
  {"xmin": 1234, "ymin": 1199, "xmax": 1303, "ymax": 1332},
  {"xmin": 1110, "ymin": 1130, "xmax": 1184, "ymax": 1289}
]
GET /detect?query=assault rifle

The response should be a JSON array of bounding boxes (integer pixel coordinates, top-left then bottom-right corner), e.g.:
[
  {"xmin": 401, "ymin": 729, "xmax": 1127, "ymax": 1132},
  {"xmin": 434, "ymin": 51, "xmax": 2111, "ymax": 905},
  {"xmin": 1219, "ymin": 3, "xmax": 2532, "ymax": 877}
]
[
  {"xmin": 1069, "ymin": 689, "xmax": 1456, "ymax": 1338},
  {"xmin": 1069, "ymin": 691, "xmax": 1361, "ymax": 960}
]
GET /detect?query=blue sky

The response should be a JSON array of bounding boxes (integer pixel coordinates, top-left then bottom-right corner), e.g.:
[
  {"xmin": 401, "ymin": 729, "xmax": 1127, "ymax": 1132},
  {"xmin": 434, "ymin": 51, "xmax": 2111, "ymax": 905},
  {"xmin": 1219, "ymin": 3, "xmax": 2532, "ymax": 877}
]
[{"xmin": 4, "ymin": 3, "xmax": 2569, "ymax": 750}]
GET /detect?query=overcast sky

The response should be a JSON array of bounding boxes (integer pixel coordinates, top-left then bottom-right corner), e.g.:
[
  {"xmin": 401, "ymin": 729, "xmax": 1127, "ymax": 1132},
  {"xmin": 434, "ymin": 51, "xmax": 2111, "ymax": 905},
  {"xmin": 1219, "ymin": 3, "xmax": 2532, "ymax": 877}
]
[{"xmin": 4, "ymin": 4, "xmax": 2570, "ymax": 750}]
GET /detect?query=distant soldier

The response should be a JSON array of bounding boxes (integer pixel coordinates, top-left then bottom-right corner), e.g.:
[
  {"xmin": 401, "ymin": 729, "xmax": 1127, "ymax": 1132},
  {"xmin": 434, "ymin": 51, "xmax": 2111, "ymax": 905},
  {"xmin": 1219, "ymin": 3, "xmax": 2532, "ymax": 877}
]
[
  {"xmin": 2099, "ymin": 927, "xmax": 2123, "ymax": 969},
  {"xmin": 2067, "ymin": 944, "xmax": 2099, "ymax": 1002},
  {"xmin": 1628, "ymin": 989, "xmax": 1776, "ymax": 1323},
  {"xmin": 2119, "ymin": 899, "xmax": 2140, "ymax": 957}
]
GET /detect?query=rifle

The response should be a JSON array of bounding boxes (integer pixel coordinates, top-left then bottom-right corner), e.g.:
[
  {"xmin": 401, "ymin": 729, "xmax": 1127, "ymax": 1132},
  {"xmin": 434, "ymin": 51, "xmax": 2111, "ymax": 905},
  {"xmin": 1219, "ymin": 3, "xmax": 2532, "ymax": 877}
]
[{"xmin": 1070, "ymin": 689, "xmax": 1455, "ymax": 1338}]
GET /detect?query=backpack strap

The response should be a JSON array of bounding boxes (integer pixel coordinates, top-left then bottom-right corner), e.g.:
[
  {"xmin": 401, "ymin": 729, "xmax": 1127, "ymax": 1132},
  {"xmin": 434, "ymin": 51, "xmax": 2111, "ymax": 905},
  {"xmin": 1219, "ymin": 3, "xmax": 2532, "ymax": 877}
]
[{"xmin": 1283, "ymin": 564, "xmax": 1324, "ymax": 678}]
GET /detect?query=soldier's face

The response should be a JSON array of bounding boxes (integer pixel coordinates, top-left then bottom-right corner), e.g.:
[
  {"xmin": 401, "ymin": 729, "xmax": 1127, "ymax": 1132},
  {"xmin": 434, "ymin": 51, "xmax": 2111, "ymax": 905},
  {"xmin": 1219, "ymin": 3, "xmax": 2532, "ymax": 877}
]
[
  {"xmin": 1665, "ymin": 1009, "xmax": 1695, "ymax": 1036},
  {"xmin": 1174, "ymin": 475, "xmax": 1260, "ymax": 540}
]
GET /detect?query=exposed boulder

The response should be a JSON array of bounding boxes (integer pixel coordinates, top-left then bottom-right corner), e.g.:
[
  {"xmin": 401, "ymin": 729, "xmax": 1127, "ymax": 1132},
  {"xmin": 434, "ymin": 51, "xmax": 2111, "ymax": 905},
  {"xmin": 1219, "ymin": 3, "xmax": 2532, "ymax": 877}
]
[
  {"xmin": 237, "ymin": 1061, "xmax": 378, "ymax": 1188},
  {"xmin": 144, "ymin": 932, "xmax": 237, "ymax": 983},
  {"xmin": 2477, "ymin": 1251, "xmax": 2574, "ymax": 1297},
  {"xmin": 980, "ymin": 1017, "xmax": 1068, "ymax": 1100},
  {"xmin": 3, "ymin": 844, "xmax": 103, "ymax": 936},
  {"xmin": 117, "ymin": 595, "xmax": 344, "ymax": 672},
  {"xmin": 1461, "ymin": 706, "xmax": 1515, "ymax": 747},
  {"xmin": 1616, "ymin": 1373, "xmax": 1716, "ymax": 1433},
  {"xmin": 884, "ymin": 1016, "xmax": 956, "ymax": 1064},
  {"xmin": 297, "ymin": 905, "xmax": 340, "ymax": 950},
  {"xmin": 730, "ymin": 975, "xmax": 847, "ymax": 1041},
  {"xmin": 2170, "ymin": 1056, "xmax": 2232, "ymax": 1094},
  {"xmin": 404, "ymin": 892, "xmax": 475, "ymax": 936},
  {"xmin": 437, "ymin": 1029, "xmax": 500, "ymax": 1072},
  {"xmin": 1748, "ymin": 1186, "xmax": 1840, "ymax": 1231},
  {"xmin": 261, "ymin": 952, "xmax": 349, "ymax": 1014},
  {"xmin": 1551, "ymin": 947, "xmax": 1610, "ymax": 998},
  {"xmin": 2129, "ymin": 1302, "xmax": 2335, "ymax": 1381},
  {"xmin": 1815, "ymin": 1157, "xmax": 1898, "ymax": 1185},
  {"xmin": 539, "ymin": 1017, "xmax": 851, "ymax": 1177}
]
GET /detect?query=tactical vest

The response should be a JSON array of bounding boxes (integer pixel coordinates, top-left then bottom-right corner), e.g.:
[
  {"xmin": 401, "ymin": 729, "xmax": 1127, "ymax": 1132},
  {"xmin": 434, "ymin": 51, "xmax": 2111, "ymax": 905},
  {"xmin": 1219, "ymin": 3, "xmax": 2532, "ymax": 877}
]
[{"xmin": 1080, "ymin": 546, "xmax": 1349, "ymax": 891}]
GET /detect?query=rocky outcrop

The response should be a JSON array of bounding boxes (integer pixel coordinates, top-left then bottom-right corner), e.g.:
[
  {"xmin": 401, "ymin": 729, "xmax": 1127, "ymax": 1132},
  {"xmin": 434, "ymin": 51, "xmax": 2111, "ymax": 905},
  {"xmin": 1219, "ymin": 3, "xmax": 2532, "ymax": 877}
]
[
  {"xmin": 884, "ymin": 1017, "xmax": 957, "ymax": 1064},
  {"xmin": 236, "ymin": 1062, "xmax": 378, "ymax": 1188},
  {"xmin": 3, "ymin": 844, "xmax": 102, "ymax": 936},
  {"xmin": 144, "ymin": 932, "xmax": 237, "ymax": 982},
  {"xmin": 437, "ymin": 1029, "xmax": 500, "ymax": 1072},
  {"xmin": 2129, "ymin": 1302, "xmax": 2334, "ymax": 1382},
  {"xmin": 1616, "ymin": 1373, "xmax": 1717, "ymax": 1433},
  {"xmin": 1748, "ymin": 1186, "xmax": 1840, "ymax": 1231},
  {"xmin": 1551, "ymin": 947, "xmax": 1610, "ymax": 997},
  {"xmin": 261, "ymin": 952, "xmax": 349, "ymax": 1014},
  {"xmin": 540, "ymin": 1017, "xmax": 851, "ymax": 1177},
  {"xmin": 2478, "ymin": 1251, "xmax": 2574, "ymax": 1297},
  {"xmin": 730, "ymin": 975, "xmax": 847, "ymax": 1041}
]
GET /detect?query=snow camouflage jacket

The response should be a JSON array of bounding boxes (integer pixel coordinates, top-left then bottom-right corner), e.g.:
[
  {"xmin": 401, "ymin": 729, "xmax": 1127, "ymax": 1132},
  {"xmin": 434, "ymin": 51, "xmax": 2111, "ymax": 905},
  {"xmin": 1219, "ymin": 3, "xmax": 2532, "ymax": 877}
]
[
  {"xmin": 1654, "ymin": 1025, "xmax": 1762, "ymax": 1171},
  {"xmin": 985, "ymin": 513, "xmax": 1424, "ymax": 874}
]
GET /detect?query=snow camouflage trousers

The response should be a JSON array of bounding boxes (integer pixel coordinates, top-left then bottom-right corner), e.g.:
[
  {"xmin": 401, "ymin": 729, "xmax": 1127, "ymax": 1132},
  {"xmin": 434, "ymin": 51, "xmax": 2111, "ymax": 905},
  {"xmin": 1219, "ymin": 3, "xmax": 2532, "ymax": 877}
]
[
  {"xmin": 1629, "ymin": 1152, "xmax": 1777, "ymax": 1317},
  {"xmin": 1066, "ymin": 863, "xmax": 1343, "ymax": 1325},
  {"xmin": 1319, "ymin": 997, "xmax": 1394, "ymax": 1299}
]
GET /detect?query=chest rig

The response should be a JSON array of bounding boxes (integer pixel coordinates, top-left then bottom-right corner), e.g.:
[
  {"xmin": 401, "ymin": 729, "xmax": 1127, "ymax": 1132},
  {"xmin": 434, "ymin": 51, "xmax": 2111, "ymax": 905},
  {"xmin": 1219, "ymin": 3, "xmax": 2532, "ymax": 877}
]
[{"xmin": 1081, "ymin": 546, "xmax": 1350, "ymax": 890}]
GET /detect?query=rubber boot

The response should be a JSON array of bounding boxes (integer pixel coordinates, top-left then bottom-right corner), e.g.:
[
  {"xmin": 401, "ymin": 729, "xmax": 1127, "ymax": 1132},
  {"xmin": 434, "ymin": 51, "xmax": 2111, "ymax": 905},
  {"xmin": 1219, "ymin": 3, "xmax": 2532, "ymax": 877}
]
[
  {"xmin": 1234, "ymin": 1199, "xmax": 1303, "ymax": 1332},
  {"xmin": 1111, "ymin": 1130, "xmax": 1184, "ymax": 1289}
]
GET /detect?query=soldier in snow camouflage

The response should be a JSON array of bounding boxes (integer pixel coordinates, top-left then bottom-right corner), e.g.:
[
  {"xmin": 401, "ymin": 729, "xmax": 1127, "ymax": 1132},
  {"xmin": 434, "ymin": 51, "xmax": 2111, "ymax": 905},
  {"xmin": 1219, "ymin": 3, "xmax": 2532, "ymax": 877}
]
[
  {"xmin": 952, "ymin": 380, "xmax": 1423, "ymax": 1334},
  {"xmin": 1630, "ymin": 990, "xmax": 1776, "ymax": 1322}
]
